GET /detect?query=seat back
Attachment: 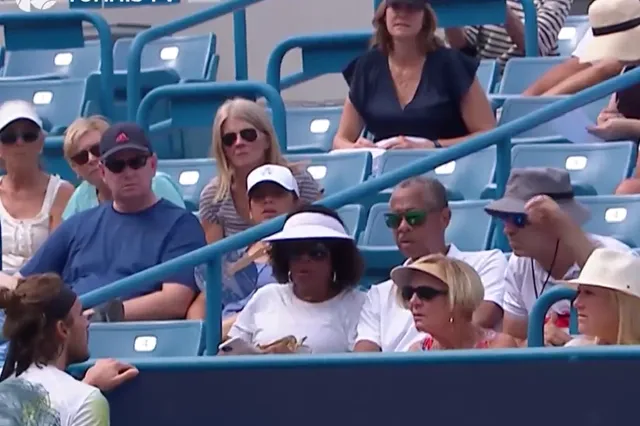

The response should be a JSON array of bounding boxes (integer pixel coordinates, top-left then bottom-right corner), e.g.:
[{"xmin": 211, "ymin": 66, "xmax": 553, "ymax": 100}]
[
  {"xmin": 157, "ymin": 159, "xmax": 217, "ymax": 211},
  {"xmin": 557, "ymin": 16, "xmax": 591, "ymax": 57},
  {"xmin": 88, "ymin": 321, "xmax": 205, "ymax": 358},
  {"xmin": 2, "ymin": 40, "xmax": 101, "ymax": 79},
  {"xmin": 499, "ymin": 57, "xmax": 566, "ymax": 94},
  {"xmin": 577, "ymin": 195, "xmax": 640, "ymax": 247},
  {"xmin": 336, "ymin": 204, "xmax": 365, "ymax": 240},
  {"xmin": 267, "ymin": 106, "xmax": 342, "ymax": 153},
  {"xmin": 286, "ymin": 152, "xmax": 372, "ymax": 198},
  {"xmin": 477, "ymin": 59, "xmax": 498, "ymax": 93},
  {"xmin": 511, "ymin": 142, "xmax": 636, "ymax": 195}
]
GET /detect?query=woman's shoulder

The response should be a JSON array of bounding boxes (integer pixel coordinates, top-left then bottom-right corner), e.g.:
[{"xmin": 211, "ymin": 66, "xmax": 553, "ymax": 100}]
[
  {"xmin": 199, "ymin": 177, "xmax": 224, "ymax": 214},
  {"xmin": 343, "ymin": 48, "xmax": 386, "ymax": 84}
]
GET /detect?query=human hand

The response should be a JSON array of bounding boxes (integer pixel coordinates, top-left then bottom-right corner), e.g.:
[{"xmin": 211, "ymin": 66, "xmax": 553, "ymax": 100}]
[
  {"xmin": 386, "ymin": 135, "xmax": 435, "ymax": 150},
  {"xmin": 588, "ymin": 117, "xmax": 637, "ymax": 141},
  {"xmin": 83, "ymin": 359, "xmax": 139, "ymax": 392},
  {"xmin": 524, "ymin": 194, "xmax": 572, "ymax": 236},
  {"xmin": 596, "ymin": 105, "xmax": 622, "ymax": 126},
  {"xmin": 353, "ymin": 137, "xmax": 377, "ymax": 149},
  {"xmin": 543, "ymin": 312, "xmax": 571, "ymax": 347}
]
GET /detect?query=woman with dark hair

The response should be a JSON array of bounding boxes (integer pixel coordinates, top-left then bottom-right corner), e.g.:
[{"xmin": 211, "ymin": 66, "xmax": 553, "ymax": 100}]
[
  {"xmin": 332, "ymin": 0, "xmax": 494, "ymax": 151},
  {"xmin": 0, "ymin": 273, "xmax": 137, "ymax": 425},
  {"xmin": 224, "ymin": 205, "xmax": 365, "ymax": 354}
]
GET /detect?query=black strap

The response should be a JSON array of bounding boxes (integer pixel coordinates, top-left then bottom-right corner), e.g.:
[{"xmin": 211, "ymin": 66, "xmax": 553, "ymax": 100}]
[
  {"xmin": 592, "ymin": 17, "xmax": 640, "ymax": 36},
  {"xmin": 541, "ymin": 191, "xmax": 575, "ymax": 201}
]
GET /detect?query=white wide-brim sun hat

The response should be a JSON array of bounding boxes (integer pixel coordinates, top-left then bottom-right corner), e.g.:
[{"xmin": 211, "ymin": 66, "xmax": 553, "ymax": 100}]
[
  {"xmin": 263, "ymin": 212, "xmax": 353, "ymax": 242},
  {"xmin": 579, "ymin": 0, "xmax": 640, "ymax": 63}
]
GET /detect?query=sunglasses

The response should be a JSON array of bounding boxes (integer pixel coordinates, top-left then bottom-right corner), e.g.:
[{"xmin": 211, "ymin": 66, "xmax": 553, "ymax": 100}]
[
  {"xmin": 285, "ymin": 241, "xmax": 331, "ymax": 261},
  {"xmin": 492, "ymin": 212, "xmax": 528, "ymax": 228},
  {"xmin": 103, "ymin": 155, "xmax": 149, "ymax": 174},
  {"xmin": 401, "ymin": 285, "xmax": 448, "ymax": 302},
  {"xmin": 71, "ymin": 144, "xmax": 101, "ymax": 166},
  {"xmin": 384, "ymin": 211, "xmax": 428, "ymax": 229},
  {"xmin": 221, "ymin": 128, "xmax": 258, "ymax": 147},
  {"xmin": 0, "ymin": 130, "xmax": 39, "ymax": 145}
]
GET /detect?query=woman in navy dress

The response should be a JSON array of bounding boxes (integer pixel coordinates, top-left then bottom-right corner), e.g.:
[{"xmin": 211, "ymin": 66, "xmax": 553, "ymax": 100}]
[{"xmin": 333, "ymin": 0, "xmax": 496, "ymax": 150}]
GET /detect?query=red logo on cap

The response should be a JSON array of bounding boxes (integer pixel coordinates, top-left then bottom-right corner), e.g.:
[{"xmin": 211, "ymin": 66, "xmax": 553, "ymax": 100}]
[{"xmin": 115, "ymin": 133, "xmax": 129, "ymax": 144}]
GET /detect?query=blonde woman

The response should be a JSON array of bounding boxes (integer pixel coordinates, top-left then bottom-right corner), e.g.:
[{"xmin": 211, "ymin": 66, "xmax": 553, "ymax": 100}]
[
  {"xmin": 61, "ymin": 116, "xmax": 185, "ymax": 219},
  {"xmin": 562, "ymin": 249, "xmax": 640, "ymax": 346},
  {"xmin": 391, "ymin": 254, "xmax": 517, "ymax": 350},
  {"xmin": 199, "ymin": 98, "xmax": 320, "ymax": 243}
]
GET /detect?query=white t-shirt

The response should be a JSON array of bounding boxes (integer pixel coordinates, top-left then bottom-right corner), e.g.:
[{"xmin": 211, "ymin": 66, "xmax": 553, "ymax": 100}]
[
  {"xmin": 503, "ymin": 234, "xmax": 633, "ymax": 318},
  {"xmin": 572, "ymin": 28, "xmax": 593, "ymax": 60},
  {"xmin": 228, "ymin": 283, "xmax": 366, "ymax": 353},
  {"xmin": 355, "ymin": 245, "xmax": 508, "ymax": 352},
  {"xmin": 0, "ymin": 364, "xmax": 108, "ymax": 426}
]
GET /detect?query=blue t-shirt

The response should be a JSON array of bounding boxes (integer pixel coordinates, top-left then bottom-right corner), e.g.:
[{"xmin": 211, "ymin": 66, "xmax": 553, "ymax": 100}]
[
  {"xmin": 343, "ymin": 46, "xmax": 479, "ymax": 142},
  {"xmin": 20, "ymin": 199, "xmax": 206, "ymax": 298}
]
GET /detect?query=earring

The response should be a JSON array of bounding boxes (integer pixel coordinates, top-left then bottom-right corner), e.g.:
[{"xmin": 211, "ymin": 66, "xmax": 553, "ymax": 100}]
[
  {"xmin": 288, "ymin": 271, "xmax": 293, "ymax": 283},
  {"xmin": 333, "ymin": 271, "xmax": 337, "ymax": 283},
  {"xmin": 449, "ymin": 317, "xmax": 454, "ymax": 324}
]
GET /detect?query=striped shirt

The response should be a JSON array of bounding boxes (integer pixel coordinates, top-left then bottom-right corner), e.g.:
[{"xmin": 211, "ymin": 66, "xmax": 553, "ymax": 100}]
[
  {"xmin": 199, "ymin": 166, "xmax": 320, "ymax": 237},
  {"xmin": 464, "ymin": 0, "xmax": 572, "ymax": 68}
]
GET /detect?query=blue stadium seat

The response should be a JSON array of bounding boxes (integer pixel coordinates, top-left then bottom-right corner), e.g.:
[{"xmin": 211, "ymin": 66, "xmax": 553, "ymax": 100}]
[
  {"xmin": 1, "ymin": 41, "xmax": 101, "ymax": 80},
  {"xmin": 577, "ymin": 195, "xmax": 640, "ymax": 247},
  {"xmin": 511, "ymin": 142, "xmax": 636, "ymax": 195},
  {"xmin": 477, "ymin": 60, "xmax": 498, "ymax": 94},
  {"xmin": 499, "ymin": 57, "xmax": 566, "ymax": 95},
  {"xmin": 113, "ymin": 34, "xmax": 218, "ymax": 81},
  {"xmin": 157, "ymin": 159, "xmax": 217, "ymax": 211},
  {"xmin": 286, "ymin": 152, "xmax": 372, "ymax": 198},
  {"xmin": 375, "ymin": 147, "xmax": 496, "ymax": 201},
  {"xmin": 498, "ymin": 97, "xmax": 608, "ymax": 143},
  {"xmin": 0, "ymin": 79, "xmax": 92, "ymax": 135},
  {"xmin": 88, "ymin": 321, "xmax": 205, "ymax": 358},
  {"xmin": 267, "ymin": 106, "xmax": 342, "ymax": 153},
  {"xmin": 337, "ymin": 204, "xmax": 365, "ymax": 240},
  {"xmin": 557, "ymin": 16, "xmax": 590, "ymax": 57},
  {"xmin": 358, "ymin": 200, "xmax": 493, "ymax": 278}
]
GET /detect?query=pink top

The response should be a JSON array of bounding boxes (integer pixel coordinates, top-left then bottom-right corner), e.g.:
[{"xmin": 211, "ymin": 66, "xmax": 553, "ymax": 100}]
[{"xmin": 420, "ymin": 329, "xmax": 498, "ymax": 351}]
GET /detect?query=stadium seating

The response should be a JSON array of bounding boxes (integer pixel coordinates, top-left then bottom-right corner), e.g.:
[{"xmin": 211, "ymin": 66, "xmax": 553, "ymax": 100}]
[
  {"xmin": 477, "ymin": 60, "xmax": 498, "ymax": 94},
  {"xmin": 498, "ymin": 57, "xmax": 566, "ymax": 95},
  {"xmin": 557, "ymin": 15, "xmax": 591, "ymax": 57},
  {"xmin": 88, "ymin": 321, "xmax": 205, "ymax": 358},
  {"xmin": 267, "ymin": 106, "xmax": 343, "ymax": 153},
  {"xmin": 578, "ymin": 195, "xmax": 640, "ymax": 247},
  {"xmin": 337, "ymin": 204, "xmax": 365, "ymax": 240},
  {"xmin": 157, "ymin": 159, "xmax": 217, "ymax": 211},
  {"xmin": 511, "ymin": 142, "xmax": 636, "ymax": 195}
]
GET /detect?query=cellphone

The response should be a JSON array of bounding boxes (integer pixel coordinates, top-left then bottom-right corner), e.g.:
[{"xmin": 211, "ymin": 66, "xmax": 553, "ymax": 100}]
[{"xmin": 218, "ymin": 337, "xmax": 262, "ymax": 355}]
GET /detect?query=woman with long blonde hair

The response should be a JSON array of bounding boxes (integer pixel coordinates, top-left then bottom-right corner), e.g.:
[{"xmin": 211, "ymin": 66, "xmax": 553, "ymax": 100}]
[{"xmin": 199, "ymin": 98, "xmax": 320, "ymax": 243}]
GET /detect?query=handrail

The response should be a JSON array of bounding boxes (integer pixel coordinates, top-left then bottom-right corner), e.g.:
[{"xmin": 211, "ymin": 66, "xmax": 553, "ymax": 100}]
[
  {"xmin": 81, "ymin": 66, "xmax": 640, "ymax": 354},
  {"xmin": 0, "ymin": 11, "xmax": 115, "ymax": 119},
  {"xmin": 126, "ymin": 0, "xmax": 261, "ymax": 121},
  {"xmin": 136, "ymin": 81, "xmax": 288, "ymax": 153},
  {"xmin": 528, "ymin": 287, "xmax": 577, "ymax": 347}
]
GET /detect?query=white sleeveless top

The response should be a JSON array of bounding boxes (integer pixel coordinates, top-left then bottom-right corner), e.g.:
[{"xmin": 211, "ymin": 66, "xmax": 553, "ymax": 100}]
[{"xmin": 0, "ymin": 175, "xmax": 63, "ymax": 274}]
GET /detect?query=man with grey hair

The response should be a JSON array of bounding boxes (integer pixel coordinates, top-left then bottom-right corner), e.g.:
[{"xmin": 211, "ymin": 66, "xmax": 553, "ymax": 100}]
[
  {"xmin": 485, "ymin": 167, "xmax": 633, "ymax": 346},
  {"xmin": 354, "ymin": 176, "xmax": 508, "ymax": 352}
]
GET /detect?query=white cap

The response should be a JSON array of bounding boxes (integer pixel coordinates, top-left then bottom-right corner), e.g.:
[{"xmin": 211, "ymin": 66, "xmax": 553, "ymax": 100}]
[
  {"xmin": 264, "ymin": 212, "xmax": 352, "ymax": 242},
  {"xmin": 563, "ymin": 248, "xmax": 640, "ymax": 299},
  {"xmin": 247, "ymin": 164, "xmax": 300, "ymax": 197},
  {"xmin": 0, "ymin": 100, "xmax": 42, "ymax": 132}
]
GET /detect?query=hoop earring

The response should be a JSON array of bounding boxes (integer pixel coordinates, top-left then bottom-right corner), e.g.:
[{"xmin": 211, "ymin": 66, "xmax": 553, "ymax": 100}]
[
  {"xmin": 449, "ymin": 316, "xmax": 454, "ymax": 324},
  {"xmin": 288, "ymin": 271, "xmax": 293, "ymax": 283},
  {"xmin": 333, "ymin": 271, "xmax": 337, "ymax": 283}
]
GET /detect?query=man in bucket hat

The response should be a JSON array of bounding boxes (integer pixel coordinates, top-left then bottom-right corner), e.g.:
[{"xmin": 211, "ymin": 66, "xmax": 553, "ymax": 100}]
[{"xmin": 485, "ymin": 167, "xmax": 632, "ymax": 345}]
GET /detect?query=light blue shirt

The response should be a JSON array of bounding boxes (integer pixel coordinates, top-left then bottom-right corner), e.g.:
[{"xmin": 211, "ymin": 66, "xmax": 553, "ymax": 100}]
[{"xmin": 61, "ymin": 172, "xmax": 185, "ymax": 220}]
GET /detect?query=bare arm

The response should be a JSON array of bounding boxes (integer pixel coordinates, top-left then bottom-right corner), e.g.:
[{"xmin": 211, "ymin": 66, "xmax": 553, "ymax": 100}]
[
  {"xmin": 202, "ymin": 219, "xmax": 223, "ymax": 244},
  {"xmin": 186, "ymin": 292, "xmax": 205, "ymax": 319},
  {"xmin": 473, "ymin": 301, "xmax": 503, "ymax": 329},
  {"xmin": 543, "ymin": 59, "xmax": 624, "ymax": 96},
  {"xmin": 504, "ymin": 7, "xmax": 526, "ymax": 54},
  {"xmin": 503, "ymin": 312, "xmax": 529, "ymax": 341},
  {"xmin": 444, "ymin": 28, "xmax": 470, "ymax": 49},
  {"xmin": 123, "ymin": 283, "xmax": 195, "ymax": 321},
  {"xmin": 332, "ymin": 98, "xmax": 366, "ymax": 150},
  {"xmin": 523, "ymin": 57, "xmax": 591, "ymax": 96},
  {"xmin": 49, "ymin": 181, "xmax": 75, "ymax": 231},
  {"xmin": 353, "ymin": 340, "xmax": 382, "ymax": 352}
]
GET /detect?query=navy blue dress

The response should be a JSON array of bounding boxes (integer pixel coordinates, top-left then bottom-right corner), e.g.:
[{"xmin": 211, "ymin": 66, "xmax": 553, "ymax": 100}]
[{"xmin": 343, "ymin": 46, "xmax": 479, "ymax": 142}]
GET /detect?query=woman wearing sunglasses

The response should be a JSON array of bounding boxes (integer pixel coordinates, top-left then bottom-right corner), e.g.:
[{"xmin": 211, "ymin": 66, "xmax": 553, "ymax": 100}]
[
  {"xmin": 0, "ymin": 101, "xmax": 74, "ymax": 274},
  {"xmin": 61, "ymin": 116, "xmax": 185, "ymax": 220},
  {"xmin": 199, "ymin": 98, "xmax": 320, "ymax": 244},
  {"xmin": 391, "ymin": 254, "xmax": 517, "ymax": 351},
  {"xmin": 224, "ymin": 205, "xmax": 365, "ymax": 354}
]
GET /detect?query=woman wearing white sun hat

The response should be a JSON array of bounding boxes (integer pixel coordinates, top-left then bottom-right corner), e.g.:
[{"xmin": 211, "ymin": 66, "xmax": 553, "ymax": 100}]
[{"xmin": 562, "ymin": 248, "xmax": 640, "ymax": 346}]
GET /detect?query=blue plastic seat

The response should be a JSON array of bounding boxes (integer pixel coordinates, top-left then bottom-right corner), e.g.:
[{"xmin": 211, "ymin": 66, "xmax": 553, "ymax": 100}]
[
  {"xmin": 577, "ymin": 195, "xmax": 640, "ymax": 247},
  {"xmin": 358, "ymin": 200, "xmax": 493, "ymax": 274},
  {"xmin": 156, "ymin": 159, "xmax": 217, "ymax": 211},
  {"xmin": 511, "ymin": 142, "xmax": 636, "ymax": 195},
  {"xmin": 1, "ymin": 41, "xmax": 101, "ymax": 80},
  {"xmin": 498, "ymin": 97, "xmax": 609, "ymax": 143},
  {"xmin": 499, "ymin": 57, "xmax": 566, "ymax": 95},
  {"xmin": 267, "ymin": 106, "xmax": 343, "ymax": 153},
  {"xmin": 375, "ymin": 147, "xmax": 496, "ymax": 201},
  {"xmin": 477, "ymin": 60, "xmax": 498, "ymax": 94},
  {"xmin": 286, "ymin": 152, "xmax": 372, "ymax": 198},
  {"xmin": 557, "ymin": 16, "xmax": 591, "ymax": 57},
  {"xmin": 88, "ymin": 321, "xmax": 205, "ymax": 358},
  {"xmin": 337, "ymin": 204, "xmax": 365, "ymax": 240},
  {"xmin": 0, "ymin": 79, "xmax": 92, "ymax": 135}
]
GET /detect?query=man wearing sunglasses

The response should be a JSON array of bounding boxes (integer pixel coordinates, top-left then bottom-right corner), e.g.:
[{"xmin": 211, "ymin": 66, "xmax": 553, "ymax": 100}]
[
  {"xmin": 16, "ymin": 123, "xmax": 206, "ymax": 321},
  {"xmin": 354, "ymin": 177, "xmax": 508, "ymax": 353},
  {"xmin": 485, "ymin": 167, "xmax": 633, "ymax": 346}
]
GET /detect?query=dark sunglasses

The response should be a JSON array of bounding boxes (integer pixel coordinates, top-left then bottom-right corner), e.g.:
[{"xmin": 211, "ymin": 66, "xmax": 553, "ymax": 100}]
[
  {"xmin": 491, "ymin": 211, "xmax": 528, "ymax": 228},
  {"xmin": 103, "ymin": 155, "xmax": 149, "ymax": 174},
  {"xmin": 384, "ymin": 210, "xmax": 428, "ymax": 229},
  {"xmin": 285, "ymin": 241, "xmax": 331, "ymax": 261},
  {"xmin": 71, "ymin": 144, "xmax": 101, "ymax": 166},
  {"xmin": 221, "ymin": 128, "xmax": 258, "ymax": 147},
  {"xmin": 401, "ymin": 285, "xmax": 448, "ymax": 302},
  {"xmin": 0, "ymin": 130, "xmax": 39, "ymax": 145}
]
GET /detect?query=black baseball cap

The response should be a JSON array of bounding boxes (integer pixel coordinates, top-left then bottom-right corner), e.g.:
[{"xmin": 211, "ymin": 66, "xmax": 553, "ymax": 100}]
[
  {"xmin": 100, "ymin": 122, "xmax": 153, "ymax": 160},
  {"xmin": 387, "ymin": 0, "xmax": 428, "ymax": 6}
]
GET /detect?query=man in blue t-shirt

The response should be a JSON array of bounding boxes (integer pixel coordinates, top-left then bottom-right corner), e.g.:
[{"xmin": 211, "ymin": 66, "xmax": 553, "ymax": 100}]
[{"xmin": 18, "ymin": 122, "xmax": 206, "ymax": 321}]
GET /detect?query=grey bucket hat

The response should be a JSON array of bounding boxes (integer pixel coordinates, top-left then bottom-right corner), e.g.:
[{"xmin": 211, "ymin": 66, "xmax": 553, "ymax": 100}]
[{"xmin": 485, "ymin": 167, "xmax": 591, "ymax": 225}]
